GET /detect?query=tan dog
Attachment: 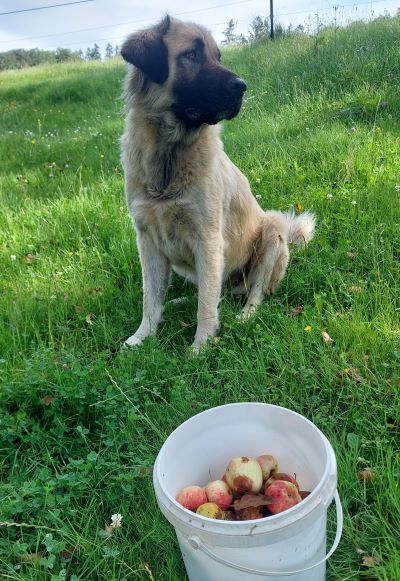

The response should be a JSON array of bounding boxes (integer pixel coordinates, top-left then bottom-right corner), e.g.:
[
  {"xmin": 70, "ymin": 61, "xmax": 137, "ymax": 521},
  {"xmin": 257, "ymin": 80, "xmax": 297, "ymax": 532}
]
[{"xmin": 121, "ymin": 16, "xmax": 315, "ymax": 350}]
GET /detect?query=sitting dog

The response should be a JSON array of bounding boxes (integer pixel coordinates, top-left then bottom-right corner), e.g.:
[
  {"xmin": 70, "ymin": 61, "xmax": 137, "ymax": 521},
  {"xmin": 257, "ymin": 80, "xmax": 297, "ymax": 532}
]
[{"xmin": 120, "ymin": 16, "xmax": 315, "ymax": 350}]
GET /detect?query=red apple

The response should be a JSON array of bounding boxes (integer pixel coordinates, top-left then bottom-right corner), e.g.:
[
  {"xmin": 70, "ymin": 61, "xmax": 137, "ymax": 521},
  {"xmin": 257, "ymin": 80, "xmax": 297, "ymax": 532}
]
[
  {"xmin": 205, "ymin": 480, "xmax": 233, "ymax": 510},
  {"xmin": 176, "ymin": 486, "xmax": 207, "ymax": 511},
  {"xmin": 265, "ymin": 472, "xmax": 300, "ymax": 491},
  {"xmin": 225, "ymin": 457, "xmax": 263, "ymax": 494},
  {"xmin": 265, "ymin": 480, "xmax": 301, "ymax": 514},
  {"xmin": 256, "ymin": 454, "xmax": 278, "ymax": 481}
]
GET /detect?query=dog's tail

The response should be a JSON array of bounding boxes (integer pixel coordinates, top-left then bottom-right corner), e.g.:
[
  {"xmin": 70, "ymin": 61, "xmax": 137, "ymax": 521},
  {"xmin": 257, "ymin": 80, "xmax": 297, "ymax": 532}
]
[{"xmin": 264, "ymin": 210, "xmax": 316, "ymax": 246}]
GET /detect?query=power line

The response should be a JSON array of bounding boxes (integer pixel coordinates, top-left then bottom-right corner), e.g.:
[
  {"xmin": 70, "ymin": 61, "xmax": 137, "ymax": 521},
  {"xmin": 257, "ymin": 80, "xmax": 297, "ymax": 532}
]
[
  {"xmin": 0, "ymin": 0, "xmax": 263, "ymax": 43},
  {"xmin": 0, "ymin": 0, "xmax": 95, "ymax": 17},
  {"xmin": 0, "ymin": 0, "xmax": 397, "ymax": 49},
  {"xmin": 275, "ymin": 0, "xmax": 396, "ymax": 18}
]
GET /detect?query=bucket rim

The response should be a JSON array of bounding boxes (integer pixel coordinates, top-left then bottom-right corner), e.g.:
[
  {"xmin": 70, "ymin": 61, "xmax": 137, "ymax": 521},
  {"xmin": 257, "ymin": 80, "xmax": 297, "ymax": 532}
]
[{"xmin": 154, "ymin": 402, "xmax": 337, "ymax": 532}]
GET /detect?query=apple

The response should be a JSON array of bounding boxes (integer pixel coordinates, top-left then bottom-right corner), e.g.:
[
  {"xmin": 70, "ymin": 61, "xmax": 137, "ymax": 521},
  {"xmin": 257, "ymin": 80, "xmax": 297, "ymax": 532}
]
[
  {"xmin": 265, "ymin": 472, "xmax": 299, "ymax": 491},
  {"xmin": 225, "ymin": 457, "xmax": 263, "ymax": 494},
  {"xmin": 196, "ymin": 502, "xmax": 225, "ymax": 519},
  {"xmin": 265, "ymin": 480, "xmax": 301, "ymax": 514},
  {"xmin": 176, "ymin": 486, "xmax": 207, "ymax": 511},
  {"xmin": 205, "ymin": 480, "xmax": 232, "ymax": 510},
  {"xmin": 256, "ymin": 454, "xmax": 278, "ymax": 481}
]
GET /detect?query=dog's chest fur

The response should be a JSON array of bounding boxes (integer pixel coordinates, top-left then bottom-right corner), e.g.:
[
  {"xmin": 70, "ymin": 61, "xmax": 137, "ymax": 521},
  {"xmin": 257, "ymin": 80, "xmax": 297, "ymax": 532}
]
[{"xmin": 122, "ymin": 112, "xmax": 222, "ymax": 268}]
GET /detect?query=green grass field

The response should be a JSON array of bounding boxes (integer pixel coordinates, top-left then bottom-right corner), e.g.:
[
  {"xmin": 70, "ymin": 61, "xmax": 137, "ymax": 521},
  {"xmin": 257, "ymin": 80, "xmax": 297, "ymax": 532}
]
[{"xmin": 1, "ymin": 15, "xmax": 399, "ymax": 580}]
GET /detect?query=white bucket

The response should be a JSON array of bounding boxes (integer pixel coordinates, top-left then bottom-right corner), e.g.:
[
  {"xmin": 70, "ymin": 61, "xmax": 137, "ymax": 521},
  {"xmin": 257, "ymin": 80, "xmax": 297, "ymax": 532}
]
[{"xmin": 153, "ymin": 403, "xmax": 343, "ymax": 581}]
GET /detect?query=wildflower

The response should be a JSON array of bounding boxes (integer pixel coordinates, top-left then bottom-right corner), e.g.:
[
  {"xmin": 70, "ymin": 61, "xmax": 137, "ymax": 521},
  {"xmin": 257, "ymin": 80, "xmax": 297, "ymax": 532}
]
[
  {"xmin": 304, "ymin": 325, "xmax": 312, "ymax": 332},
  {"xmin": 10, "ymin": 255, "xmax": 16, "ymax": 261},
  {"xmin": 255, "ymin": 194, "xmax": 261, "ymax": 199},
  {"xmin": 351, "ymin": 200, "xmax": 357, "ymax": 206},
  {"xmin": 111, "ymin": 513, "xmax": 123, "ymax": 528},
  {"xmin": 256, "ymin": 178, "xmax": 261, "ymax": 184},
  {"xmin": 395, "ymin": 185, "xmax": 400, "ymax": 191},
  {"xmin": 31, "ymin": 139, "xmax": 36, "ymax": 144},
  {"xmin": 326, "ymin": 193, "xmax": 333, "ymax": 200}
]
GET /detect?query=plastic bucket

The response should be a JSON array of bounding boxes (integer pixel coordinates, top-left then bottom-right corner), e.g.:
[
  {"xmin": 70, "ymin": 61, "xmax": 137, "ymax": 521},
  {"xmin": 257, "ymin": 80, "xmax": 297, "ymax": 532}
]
[{"xmin": 153, "ymin": 403, "xmax": 342, "ymax": 581}]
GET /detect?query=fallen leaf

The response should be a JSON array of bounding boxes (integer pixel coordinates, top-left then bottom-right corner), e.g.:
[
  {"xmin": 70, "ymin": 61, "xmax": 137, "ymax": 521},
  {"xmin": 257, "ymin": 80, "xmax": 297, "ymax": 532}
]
[
  {"xmin": 362, "ymin": 555, "xmax": 380, "ymax": 568},
  {"xmin": 178, "ymin": 320, "xmax": 189, "ymax": 328},
  {"xmin": 24, "ymin": 253, "xmax": 35, "ymax": 262},
  {"xmin": 104, "ymin": 523, "xmax": 114, "ymax": 534},
  {"xmin": 294, "ymin": 202, "xmax": 304, "ymax": 213},
  {"xmin": 349, "ymin": 285, "xmax": 363, "ymax": 294},
  {"xmin": 19, "ymin": 553, "xmax": 41, "ymax": 562},
  {"xmin": 233, "ymin": 493, "xmax": 273, "ymax": 511},
  {"xmin": 346, "ymin": 251, "xmax": 356, "ymax": 260},
  {"xmin": 236, "ymin": 506, "xmax": 264, "ymax": 520},
  {"xmin": 322, "ymin": 331, "xmax": 333, "ymax": 344},
  {"xmin": 60, "ymin": 545, "xmax": 76, "ymax": 559},
  {"xmin": 85, "ymin": 313, "xmax": 94, "ymax": 325},
  {"xmin": 344, "ymin": 368, "xmax": 364, "ymax": 383},
  {"xmin": 359, "ymin": 469, "xmax": 375, "ymax": 482},
  {"xmin": 41, "ymin": 395, "xmax": 54, "ymax": 406},
  {"xmin": 288, "ymin": 305, "xmax": 304, "ymax": 317}
]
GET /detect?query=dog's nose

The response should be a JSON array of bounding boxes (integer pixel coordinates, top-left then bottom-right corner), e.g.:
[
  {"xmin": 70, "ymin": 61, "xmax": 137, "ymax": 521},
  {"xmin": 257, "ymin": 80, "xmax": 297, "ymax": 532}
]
[{"xmin": 228, "ymin": 77, "xmax": 247, "ymax": 95}]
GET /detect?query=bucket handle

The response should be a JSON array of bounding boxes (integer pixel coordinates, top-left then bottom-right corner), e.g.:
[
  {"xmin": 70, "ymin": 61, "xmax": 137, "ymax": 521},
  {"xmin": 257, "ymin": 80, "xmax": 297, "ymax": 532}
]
[{"xmin": 187, "ymin": 489, "xmax": 343, "ymax": 577}]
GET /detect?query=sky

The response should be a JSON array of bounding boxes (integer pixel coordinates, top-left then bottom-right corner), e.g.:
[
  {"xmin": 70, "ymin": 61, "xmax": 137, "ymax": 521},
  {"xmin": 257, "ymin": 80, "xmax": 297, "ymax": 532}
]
[{"xmin": 0, "ymin": 0, "xmax": 399, "ymax": 54}]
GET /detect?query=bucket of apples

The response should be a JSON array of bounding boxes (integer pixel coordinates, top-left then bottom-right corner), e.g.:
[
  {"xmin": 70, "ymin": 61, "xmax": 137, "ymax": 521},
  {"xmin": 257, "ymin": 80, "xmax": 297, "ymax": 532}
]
[{"xmin": 176, "ymin": 454, "xmax": 310, "ymax": 520}]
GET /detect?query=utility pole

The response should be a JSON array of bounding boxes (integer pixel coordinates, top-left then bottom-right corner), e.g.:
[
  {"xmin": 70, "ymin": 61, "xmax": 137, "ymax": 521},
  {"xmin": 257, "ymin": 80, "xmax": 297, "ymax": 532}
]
[{"xmin": 270, "ymin": 0, "xmax": 274, "ymax": 39}]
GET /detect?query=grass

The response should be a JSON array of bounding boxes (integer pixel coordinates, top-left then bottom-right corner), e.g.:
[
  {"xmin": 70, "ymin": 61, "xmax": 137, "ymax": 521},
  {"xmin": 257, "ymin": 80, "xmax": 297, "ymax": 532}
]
[{"xmin": 0, "ymin": 15, "xmax": 399, "ymax": 580}]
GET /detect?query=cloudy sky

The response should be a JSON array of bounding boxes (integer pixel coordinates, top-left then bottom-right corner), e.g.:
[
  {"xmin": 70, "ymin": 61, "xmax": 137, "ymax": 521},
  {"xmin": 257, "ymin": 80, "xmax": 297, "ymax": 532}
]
[{"xmin": 0, "ymin": 0, "xmax": 399, "ymax": 54}]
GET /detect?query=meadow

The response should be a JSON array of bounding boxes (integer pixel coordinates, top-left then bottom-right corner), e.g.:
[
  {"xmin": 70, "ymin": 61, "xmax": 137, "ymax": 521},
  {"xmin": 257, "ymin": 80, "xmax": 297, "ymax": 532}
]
[{"xmin": 0, "ymin": 15, "xmax": 399, "ymax": 580}]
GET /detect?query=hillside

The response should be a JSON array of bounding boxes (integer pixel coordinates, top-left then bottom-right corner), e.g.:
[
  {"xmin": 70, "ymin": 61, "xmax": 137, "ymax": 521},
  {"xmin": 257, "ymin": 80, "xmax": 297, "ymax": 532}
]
[{"xmin": 0, "ymin": 17, "xmax": 399, "ymax": 580}]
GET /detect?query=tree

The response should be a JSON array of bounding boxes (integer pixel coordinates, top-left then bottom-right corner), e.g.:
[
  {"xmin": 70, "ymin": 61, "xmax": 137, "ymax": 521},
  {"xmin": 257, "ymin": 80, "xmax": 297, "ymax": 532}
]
[
  {"xmin": 105, "ymin": 43, "xmax": 114, "ymax": 59},
  {"xmin": 86, "ymin": 43, "xmax": 101, "ymax": 60},
  {"xmin": 114, "ymin": 44, "xmax": 120, "ymax": 57},
  {"xmin": 222, "ymin": 19, "xmax": 237, "ymax": 45},
  {"xmin": 248, "ymin": 16, "xmax": 270, "ymax": 42},
  {"xmin": 55, "ymin": 47, "xmax": 76, "ymax": 62}
]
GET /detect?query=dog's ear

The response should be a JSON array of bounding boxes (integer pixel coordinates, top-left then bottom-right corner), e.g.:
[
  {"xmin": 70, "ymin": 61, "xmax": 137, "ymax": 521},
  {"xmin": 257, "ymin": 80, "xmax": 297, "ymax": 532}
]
[{"xmin": 121, "ymin": 15, "xmax": 170, "ymax": 84}]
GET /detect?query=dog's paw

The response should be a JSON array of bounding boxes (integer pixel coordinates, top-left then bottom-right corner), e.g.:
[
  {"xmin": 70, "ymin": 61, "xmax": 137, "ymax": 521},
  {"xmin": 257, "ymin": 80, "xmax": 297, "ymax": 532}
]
[
  {"xmin": 123, "ymin": 334, "xmax": 145, "ymax": 348},
  {"xmin": 237, "ymin": 304, "xmax": 257, "ymax": 321}
]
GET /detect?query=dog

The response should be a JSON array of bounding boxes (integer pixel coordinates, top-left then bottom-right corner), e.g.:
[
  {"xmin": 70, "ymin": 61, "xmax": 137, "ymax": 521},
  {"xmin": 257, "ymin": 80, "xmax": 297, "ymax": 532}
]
[{"xmin": 120, "ymin": 15, "xmax": 315, "ymax": 350}]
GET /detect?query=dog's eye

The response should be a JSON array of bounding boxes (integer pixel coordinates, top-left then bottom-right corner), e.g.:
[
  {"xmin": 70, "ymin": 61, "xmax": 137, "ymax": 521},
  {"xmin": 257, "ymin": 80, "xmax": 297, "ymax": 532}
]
[{"xmin": 184, "ymin": 50, "xmax": 196, "ymax": 60}]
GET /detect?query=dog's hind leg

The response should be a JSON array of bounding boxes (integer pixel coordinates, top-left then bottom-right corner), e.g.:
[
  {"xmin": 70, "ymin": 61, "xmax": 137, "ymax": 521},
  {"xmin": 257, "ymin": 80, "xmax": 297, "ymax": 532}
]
[
  {"xmin": 124, "ymin": 230, "xmax": 171, "ymax": 347},
  {"xmin": 239, "ymin": 216, "xmax": 289, "ymax": 320}
]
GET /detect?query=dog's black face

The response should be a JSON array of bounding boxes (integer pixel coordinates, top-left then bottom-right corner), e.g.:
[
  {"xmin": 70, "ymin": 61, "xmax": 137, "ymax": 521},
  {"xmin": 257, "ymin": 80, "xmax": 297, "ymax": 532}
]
[
  {"xmin": 171, "ymin": 38, "xmax": 246, "ymax": 128},
  {"xmin": 121, "ymin": 16, "xmax": 246, "ymax": 128}
]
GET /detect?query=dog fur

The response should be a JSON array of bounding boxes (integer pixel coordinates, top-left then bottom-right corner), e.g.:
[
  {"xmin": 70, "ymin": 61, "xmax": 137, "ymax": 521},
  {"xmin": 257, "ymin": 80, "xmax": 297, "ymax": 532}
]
[{"xmin": 120, "ymin": 16, "xmax": 315, "ymax": 350}]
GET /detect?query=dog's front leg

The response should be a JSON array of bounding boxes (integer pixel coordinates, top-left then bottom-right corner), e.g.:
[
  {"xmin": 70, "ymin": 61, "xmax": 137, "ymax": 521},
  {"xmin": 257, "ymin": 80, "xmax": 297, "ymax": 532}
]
[
  {"xmin": 125, "ymin": 230, "xmax": 170, "ymax": 347},
  {"xmin": 192, "ymin": 237, "xmax": 224, "ymax": 351}
]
